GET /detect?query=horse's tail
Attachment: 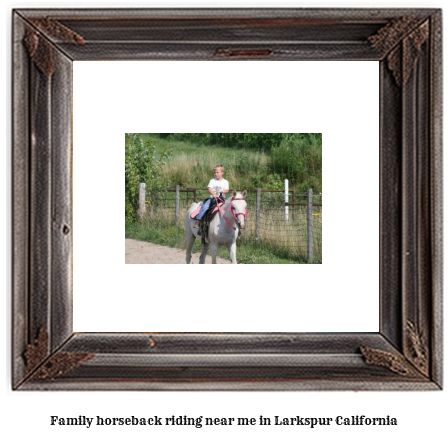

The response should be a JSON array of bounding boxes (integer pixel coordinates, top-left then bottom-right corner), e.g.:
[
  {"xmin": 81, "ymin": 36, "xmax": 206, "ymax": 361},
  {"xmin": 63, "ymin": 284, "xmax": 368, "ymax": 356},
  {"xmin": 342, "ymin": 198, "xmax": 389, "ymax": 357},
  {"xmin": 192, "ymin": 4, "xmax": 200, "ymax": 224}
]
[{"xmin": 181, "ymin": 238, "xmax": 187, "ymax": 251}]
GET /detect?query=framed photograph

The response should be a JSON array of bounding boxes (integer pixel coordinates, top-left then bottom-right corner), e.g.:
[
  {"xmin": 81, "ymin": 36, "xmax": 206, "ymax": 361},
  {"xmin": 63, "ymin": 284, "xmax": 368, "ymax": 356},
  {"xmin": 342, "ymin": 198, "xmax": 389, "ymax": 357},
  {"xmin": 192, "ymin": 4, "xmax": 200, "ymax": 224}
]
[{"xmin": 12, "ymin": 8, "xmax": 442, "ymax": 390}]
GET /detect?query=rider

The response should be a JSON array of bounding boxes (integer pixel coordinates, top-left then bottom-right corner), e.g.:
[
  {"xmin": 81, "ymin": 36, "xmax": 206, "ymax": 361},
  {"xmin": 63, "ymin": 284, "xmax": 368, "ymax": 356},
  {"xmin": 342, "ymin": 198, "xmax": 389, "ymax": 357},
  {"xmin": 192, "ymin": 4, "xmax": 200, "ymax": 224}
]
[{"xmin": 194, "ymin": 164, "xmax": 229, "ymax": 228}]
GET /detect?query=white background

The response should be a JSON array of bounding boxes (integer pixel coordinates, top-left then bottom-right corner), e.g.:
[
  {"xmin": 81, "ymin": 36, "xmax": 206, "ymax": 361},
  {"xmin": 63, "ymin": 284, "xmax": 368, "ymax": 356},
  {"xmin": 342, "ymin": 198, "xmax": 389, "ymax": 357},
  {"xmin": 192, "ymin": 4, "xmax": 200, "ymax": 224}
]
[
  {"xmin": 3, "ymin": 1, "xmax": 446, "ymax": 438},
  {"xmin": 73, "ymin": 60, "xmax": 379, "ymax": 332}
]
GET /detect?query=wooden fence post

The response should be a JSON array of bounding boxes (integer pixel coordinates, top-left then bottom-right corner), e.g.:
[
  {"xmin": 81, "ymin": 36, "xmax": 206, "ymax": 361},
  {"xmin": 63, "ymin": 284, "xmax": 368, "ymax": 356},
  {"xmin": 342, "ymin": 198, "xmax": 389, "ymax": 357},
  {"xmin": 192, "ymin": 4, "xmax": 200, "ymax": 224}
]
[
  {"xmin": 256, "ymin": 188, "xmax": 261, "ymax": 242},
  {"xmin": 175, "ymin": 185, "xmax": 180, "ymax": 225},
  {"xmin": 307, "ymin": 188, "xmax": 313, "ymax": 263},
  {"xmin": 138, "ymin": 183, "xmax": 146, "ymax": 221}
]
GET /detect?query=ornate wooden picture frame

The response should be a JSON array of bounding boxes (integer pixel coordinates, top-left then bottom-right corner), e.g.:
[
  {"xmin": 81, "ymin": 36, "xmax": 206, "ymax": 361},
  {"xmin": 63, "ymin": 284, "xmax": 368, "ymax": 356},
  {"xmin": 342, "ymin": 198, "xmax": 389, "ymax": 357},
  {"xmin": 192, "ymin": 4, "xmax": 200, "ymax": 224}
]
[{"xmin": 12, "ymin": 8, "xmax": 442, "ymax": 390}]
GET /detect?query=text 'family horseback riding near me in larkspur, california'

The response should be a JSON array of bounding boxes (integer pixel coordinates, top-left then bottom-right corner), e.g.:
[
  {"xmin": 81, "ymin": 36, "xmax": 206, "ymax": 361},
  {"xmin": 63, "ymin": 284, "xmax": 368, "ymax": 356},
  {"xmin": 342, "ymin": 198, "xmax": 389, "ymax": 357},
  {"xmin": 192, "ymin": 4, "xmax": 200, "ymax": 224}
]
[{"xmin": 49, "ymin": 414, "xmax": 398, "ymax": 429}]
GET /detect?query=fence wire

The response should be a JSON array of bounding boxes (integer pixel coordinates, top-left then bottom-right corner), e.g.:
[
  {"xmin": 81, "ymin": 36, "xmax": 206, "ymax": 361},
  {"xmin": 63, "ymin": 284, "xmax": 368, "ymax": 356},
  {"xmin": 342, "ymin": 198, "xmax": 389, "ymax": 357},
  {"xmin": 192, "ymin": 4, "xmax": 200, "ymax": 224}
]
[{"xmin": 144, "ymin": 187, "xmax": 322, "ymax": 263}]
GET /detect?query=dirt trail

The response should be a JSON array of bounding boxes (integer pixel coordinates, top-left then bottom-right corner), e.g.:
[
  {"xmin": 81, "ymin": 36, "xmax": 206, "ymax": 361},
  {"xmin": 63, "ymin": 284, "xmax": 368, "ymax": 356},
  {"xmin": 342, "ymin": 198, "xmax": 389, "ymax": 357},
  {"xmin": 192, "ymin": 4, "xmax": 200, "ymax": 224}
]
[{"xmin": 125, "ymin": 239, "xmax": 231, "ymax": 264}]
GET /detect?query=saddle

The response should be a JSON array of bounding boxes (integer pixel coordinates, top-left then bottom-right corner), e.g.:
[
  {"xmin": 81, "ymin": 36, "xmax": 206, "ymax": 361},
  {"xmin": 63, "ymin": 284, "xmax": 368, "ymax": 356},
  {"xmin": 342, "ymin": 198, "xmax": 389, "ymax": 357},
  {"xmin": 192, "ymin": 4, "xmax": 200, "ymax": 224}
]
[{"xmin": 191, "ymin": 196, "xmax": 225, "ymax": 244}]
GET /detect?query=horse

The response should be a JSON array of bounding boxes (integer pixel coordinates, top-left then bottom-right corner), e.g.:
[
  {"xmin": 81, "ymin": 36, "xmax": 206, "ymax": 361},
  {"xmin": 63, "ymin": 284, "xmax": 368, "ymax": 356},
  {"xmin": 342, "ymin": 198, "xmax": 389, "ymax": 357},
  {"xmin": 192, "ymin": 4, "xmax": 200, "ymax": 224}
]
[{"xmin": 184, "ymin": 190, "xmax": 247, "ymax": 264}]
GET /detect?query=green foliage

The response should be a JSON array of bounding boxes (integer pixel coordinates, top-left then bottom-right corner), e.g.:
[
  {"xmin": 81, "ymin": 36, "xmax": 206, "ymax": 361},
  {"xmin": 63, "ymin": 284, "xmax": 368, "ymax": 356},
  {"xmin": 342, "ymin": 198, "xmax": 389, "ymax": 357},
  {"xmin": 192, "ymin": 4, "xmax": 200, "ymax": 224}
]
[
  {"xmin": 159, "ymin": 134, "xmax": 322, "ymax": 191},
  {"xmin": 266, "ymin": 173, "xmax": 283, "ymax": 190},
  {"xmin": 250, "ymin": 174, "xmax": 263, "ymax": 187},
  {"xmin": 147, "ymin": 134, "xmax": 322, "ymax": 193},
  {"xmin": 166, "ymin": 133, "xmax": 284, "ymax": 151},
  {"xmin": 125, "ymin": 133, "xmax": 171, "ymax": 219},
  {"xmin": 269, "ymin": 133, "xmax": 322, "ymax": 193}
]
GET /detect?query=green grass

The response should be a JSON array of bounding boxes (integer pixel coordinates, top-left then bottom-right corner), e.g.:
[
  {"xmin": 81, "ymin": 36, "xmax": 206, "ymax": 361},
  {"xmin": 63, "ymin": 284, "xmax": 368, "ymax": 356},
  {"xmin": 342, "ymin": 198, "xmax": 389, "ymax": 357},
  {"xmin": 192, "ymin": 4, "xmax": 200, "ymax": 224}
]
[
  {"xmin": 234, "ymin": 241, "xmax": 306, "ymax": 264},
  {"xmin": 141, "ymin": 133, "xmax": 322, "ymax": 194},
  {"xmin": 125, "ymin": 218, "xmax": 305, "ymax": 264},
  {"xmin": 140, "ymin": 135, "xmax": 277, "ymax": 191},
  {"xmin": 143, "ymin": 134, "xmax": 261, "ymax": 164}
]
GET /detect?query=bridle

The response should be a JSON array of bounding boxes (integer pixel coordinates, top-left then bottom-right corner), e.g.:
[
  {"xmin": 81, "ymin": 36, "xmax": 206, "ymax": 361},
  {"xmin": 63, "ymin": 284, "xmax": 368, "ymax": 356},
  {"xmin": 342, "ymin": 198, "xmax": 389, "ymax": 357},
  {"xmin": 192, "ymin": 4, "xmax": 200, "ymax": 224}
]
[
  {"xmin": 216, "ymin": 196, "xmax": 248, "ymax": 230},
  {"xmin": 230, "ymin": 197, "xmax": 248, "ymax": 226}
]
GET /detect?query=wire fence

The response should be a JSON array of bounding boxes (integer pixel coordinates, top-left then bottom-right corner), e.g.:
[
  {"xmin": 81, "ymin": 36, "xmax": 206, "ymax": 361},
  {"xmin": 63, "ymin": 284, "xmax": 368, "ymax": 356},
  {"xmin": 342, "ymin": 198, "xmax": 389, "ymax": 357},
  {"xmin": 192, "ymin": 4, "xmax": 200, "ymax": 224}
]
[{"xmin": 140, "ymin": 186, "xmax": 322, "ymax": 263}]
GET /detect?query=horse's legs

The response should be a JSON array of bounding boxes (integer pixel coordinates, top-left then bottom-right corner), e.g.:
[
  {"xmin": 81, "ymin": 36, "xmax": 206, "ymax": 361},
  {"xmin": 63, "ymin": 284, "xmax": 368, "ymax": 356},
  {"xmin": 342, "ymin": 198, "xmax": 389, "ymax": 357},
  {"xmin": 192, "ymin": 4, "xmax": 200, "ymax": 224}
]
[
  {"xmin": 210, "ymin": 242, "xmax": 219, "ymax": 264},
  {"xmin": 185, "ymin": 231, "xmax": 195, "ymax": 264},
  {"xmin": 228, "ymin": 242, "xmax": 237, "ymax": 264},
  {"xmin": 199, "ymin": 243, "xmax": 209, "ymax": 264}
]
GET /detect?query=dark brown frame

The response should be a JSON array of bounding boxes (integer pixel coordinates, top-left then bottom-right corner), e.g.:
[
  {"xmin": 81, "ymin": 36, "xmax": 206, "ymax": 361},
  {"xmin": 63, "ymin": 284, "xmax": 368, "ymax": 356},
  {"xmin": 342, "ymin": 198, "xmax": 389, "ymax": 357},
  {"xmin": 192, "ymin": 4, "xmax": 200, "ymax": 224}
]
[{"xmin": 12, "ymin": 8, "xmax": 442, "ymax": 390}]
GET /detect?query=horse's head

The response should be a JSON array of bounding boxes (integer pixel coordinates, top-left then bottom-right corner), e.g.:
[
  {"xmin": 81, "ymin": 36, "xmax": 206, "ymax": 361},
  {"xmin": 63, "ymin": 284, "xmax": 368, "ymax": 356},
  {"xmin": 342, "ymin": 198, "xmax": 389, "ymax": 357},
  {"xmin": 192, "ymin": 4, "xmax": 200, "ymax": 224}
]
[{"xmin": 230, "ymin": 190, "xmax": 248, "ymax": 230}]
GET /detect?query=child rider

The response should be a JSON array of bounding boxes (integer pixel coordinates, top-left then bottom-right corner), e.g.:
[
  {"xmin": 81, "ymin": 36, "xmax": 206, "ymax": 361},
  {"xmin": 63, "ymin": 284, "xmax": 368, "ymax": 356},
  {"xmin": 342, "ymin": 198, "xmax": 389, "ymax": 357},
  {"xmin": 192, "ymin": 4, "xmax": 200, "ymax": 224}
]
[{"xmin": 194, "ymin": 164, "xmax": 229, "ymax": 227}]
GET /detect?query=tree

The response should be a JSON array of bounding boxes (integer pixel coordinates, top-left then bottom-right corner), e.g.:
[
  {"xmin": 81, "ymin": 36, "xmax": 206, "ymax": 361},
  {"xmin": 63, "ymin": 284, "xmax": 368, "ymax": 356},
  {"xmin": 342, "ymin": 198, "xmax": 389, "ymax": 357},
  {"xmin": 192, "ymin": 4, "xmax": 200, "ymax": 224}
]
[{"xmin": 125, "ymin": 133, "xmax": 171, "ymax": 219}]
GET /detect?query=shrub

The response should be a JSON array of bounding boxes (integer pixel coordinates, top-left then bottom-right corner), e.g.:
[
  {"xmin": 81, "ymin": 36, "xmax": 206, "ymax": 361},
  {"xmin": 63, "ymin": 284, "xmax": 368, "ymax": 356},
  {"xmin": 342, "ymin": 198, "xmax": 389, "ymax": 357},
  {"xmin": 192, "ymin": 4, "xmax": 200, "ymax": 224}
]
[
  {"xmin": 125, "ymin": 133, "xmax": 171, "ymax": 219},
  {"xmin": 164, "ymin": 133, "xmax": 284, "ymax": 151},
  {"xmin": 269, "ymin": 134, "xmax": 322, "ymax": 193}
]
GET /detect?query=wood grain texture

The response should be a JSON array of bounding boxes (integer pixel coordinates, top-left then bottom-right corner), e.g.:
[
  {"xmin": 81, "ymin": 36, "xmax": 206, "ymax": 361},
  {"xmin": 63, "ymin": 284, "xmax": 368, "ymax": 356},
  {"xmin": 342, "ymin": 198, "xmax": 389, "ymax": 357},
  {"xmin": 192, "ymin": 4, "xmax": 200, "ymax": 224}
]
[
  {"xmin": 429, "ymin": 10, "xmax": 443, "ymax": 388},
  {"xmin": 379, "ymin": 59, "xmax": 402, "ymax": 350},
  {"xmin": 12, "ymin": 7, "xmax": 442, "ymax": 391},
  {"xmin": 12, "ymin": 12, "xmax": 30, "ymax": 388},
  {"xmin": 50, "ymin": 49, "xmax": 73, "ymax": 351},
  {"xmin": 29, "ymin": 58, "xmax": 52, "ymax": 345}
]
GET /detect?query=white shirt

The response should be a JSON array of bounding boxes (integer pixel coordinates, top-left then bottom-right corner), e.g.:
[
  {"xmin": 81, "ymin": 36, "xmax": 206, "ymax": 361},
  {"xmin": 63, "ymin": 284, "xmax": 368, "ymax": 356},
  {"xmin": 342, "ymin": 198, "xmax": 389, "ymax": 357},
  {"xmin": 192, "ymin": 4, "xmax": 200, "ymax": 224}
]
[{"xmin": 207, "ymin": 178, "xmax": 229, "ymax": 197}]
